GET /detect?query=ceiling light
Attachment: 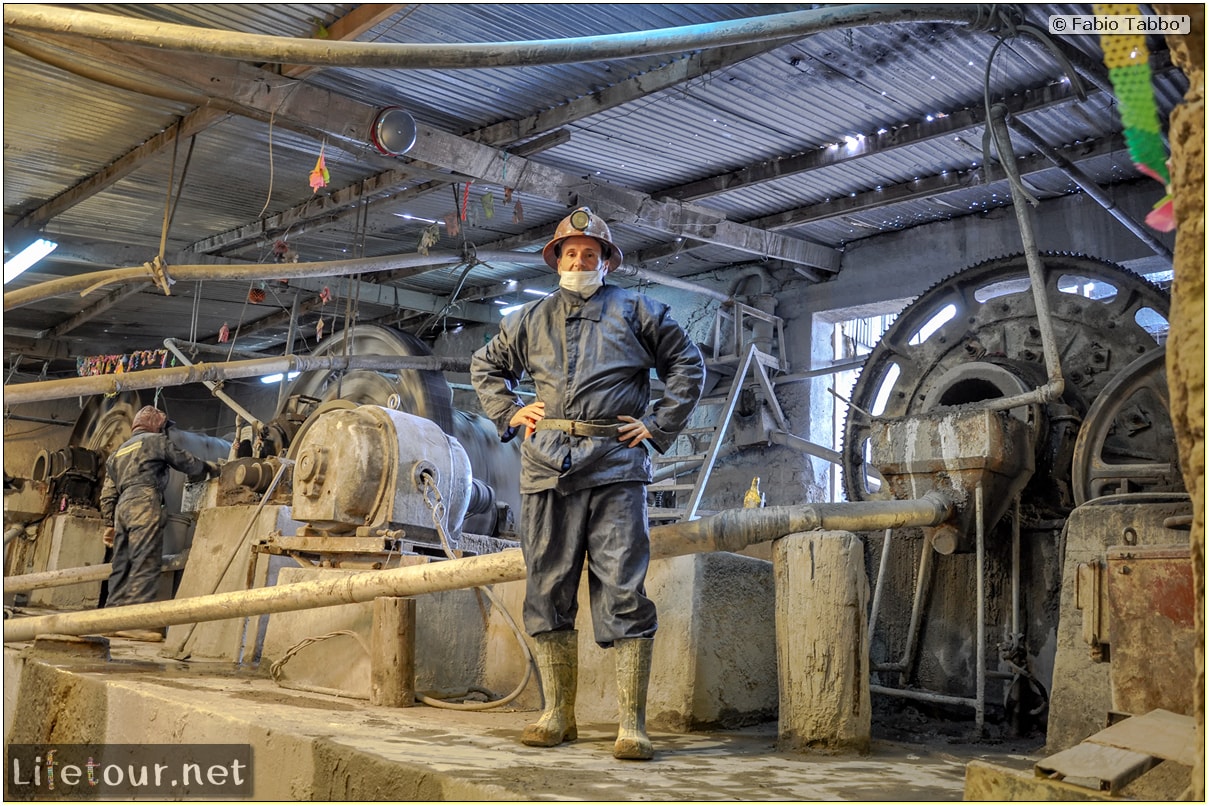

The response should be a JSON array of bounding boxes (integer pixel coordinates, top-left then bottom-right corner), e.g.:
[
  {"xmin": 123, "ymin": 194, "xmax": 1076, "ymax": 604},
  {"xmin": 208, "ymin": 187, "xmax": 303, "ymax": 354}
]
[
  {"xmin": 260, "ymin": 371, "xmax": 300, "ymax": 384},
  {"xmin": 4, "ymin": 238, "xmax": 57, "ymax": 283}
]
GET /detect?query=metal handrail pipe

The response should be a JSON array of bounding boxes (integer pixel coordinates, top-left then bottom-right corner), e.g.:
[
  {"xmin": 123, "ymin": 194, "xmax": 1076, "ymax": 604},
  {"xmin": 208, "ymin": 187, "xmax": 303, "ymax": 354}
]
[
  {"xmin": 3, "ymin": 353, "xmax": 473, "ymax": 406},
  {"xmin": 3, "ymin": 492, "xmax": 953, "ymax": 643}
]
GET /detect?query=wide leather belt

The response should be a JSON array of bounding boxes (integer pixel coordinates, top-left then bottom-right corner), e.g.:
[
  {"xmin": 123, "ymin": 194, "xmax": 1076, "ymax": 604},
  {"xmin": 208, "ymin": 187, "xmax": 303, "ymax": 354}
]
[{"xmin": 534, "ymin": 418, "xmax": 620, "ymax": 438}]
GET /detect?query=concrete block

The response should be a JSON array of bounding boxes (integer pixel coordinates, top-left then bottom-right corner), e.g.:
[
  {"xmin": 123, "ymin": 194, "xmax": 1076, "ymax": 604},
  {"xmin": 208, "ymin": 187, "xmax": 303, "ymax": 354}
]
[
  {"xmin": 773, "ymin": 530, "xmax": 870, "ymax": 752},
  {"xmin": 259, "ymin": 566, "xmax": 494, "ymax": 702},
  {"xmin": 26, "ymin": 512, "xmax": 107, "ymax": 610},
  {"xmin": 573, "ymin": 551, "xmax": 777, "ymax": 732},
  {"xmin": 163, "ymin": 504, "xmax": 303, "ymax": 662}
]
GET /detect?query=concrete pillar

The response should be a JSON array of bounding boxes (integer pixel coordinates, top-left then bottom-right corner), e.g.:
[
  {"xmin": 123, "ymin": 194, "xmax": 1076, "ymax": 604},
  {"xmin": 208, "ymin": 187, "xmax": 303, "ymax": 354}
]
[
  {"xmin": 370, "ymin": 596, "xmax": 416, "ymax": 707},
  {"xmin": 773, "ymin": 530, "xmax": 870, "ymax": 752}
]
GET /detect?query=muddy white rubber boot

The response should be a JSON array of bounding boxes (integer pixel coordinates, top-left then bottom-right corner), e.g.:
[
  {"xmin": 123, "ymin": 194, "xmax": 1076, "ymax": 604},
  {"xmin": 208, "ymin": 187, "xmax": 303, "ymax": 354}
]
[
  {"xmin": 521, "ymin": 629, "xmax": 578, "ymax": 747},
  {"xmin": 613, "ymin": 637, "xmax": 654, "ymax": 760}
]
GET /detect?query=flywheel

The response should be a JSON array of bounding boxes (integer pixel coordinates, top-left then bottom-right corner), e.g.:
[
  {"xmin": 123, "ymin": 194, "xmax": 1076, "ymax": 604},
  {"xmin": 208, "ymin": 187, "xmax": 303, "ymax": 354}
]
[
  {"xmin": 281, "ymin": 324, "xmax": 454, "ymax": 433},
  {"xmin": 68, "ymin": 391, "xmax": 143, "ymax": 457},
  {"xmin": 840, "ymin": 252, "xmax": 1171, "ymax": 520},
  {"xmin": 1071, "ymin": 346, "xmax": 1184, "ymax": 504}
]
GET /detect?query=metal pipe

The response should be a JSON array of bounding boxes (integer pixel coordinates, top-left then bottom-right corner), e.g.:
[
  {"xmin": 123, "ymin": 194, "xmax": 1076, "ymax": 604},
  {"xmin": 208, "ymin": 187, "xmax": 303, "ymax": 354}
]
[
  {"xmin": 868, "ymin": 527, "xmax": 894, "ymax": 641},
  {"xmin": 4, "ymin": 250, "xmax": 532, "ymax": 311},
  {"xmin": 898, "ymin": 534, "xmax": 935, "ymax": 688},
  {"xmin": 986, "ymin": 104, "xmax": 1065, "ymax": 409},
  {"xmin": 613, "ymin": 266, "xmax": 732, "ymax": 303},
  {"xmin": 1011, "ymin": 495, "xmax": 1021, "ymax": 639},
  {"xmin": 975, "ymin": 481, "xmax": 986, "ymax": 734},
  {"xmin": 870, "ymin": 684, "xmax": 976, "ymax": 709},
  {"xmin": 3, "ymin": 492, "xmax": 953, "ymax": 642},
  {"xmin": 3, "ymin": 524, "xmax": 30, "ymax": 547},
  {"xmin": 767, "ymin": 430, "xmax": 842, "ymax": 465},
  {"xmin": 163, "ymin": 338, "xmax": 263, "ymax": 430},
  {"xmin": 1007, "ymin": 116, "xmax": 1173, "ymax": 260},
  {"xmin": 4, "ymin": 5, "xmax": 988, "ymax": 70},
  {"xmin": 4, "ymin": 553, "xmax": 189, "ymax": 594},
  {"xmin": 3, "ymin": 353, "xmax": 474, "ymax": 406},
  {"xmin": 774, "ymin": 359, "xmax": 867, "ymax": 386}
]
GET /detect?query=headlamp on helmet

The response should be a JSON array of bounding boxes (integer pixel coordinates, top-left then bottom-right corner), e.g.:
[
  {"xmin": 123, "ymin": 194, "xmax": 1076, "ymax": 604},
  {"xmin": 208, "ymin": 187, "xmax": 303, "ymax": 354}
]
[{"xmin": 541, "ymin": 207, "xmax": 623, "ymax": 273}]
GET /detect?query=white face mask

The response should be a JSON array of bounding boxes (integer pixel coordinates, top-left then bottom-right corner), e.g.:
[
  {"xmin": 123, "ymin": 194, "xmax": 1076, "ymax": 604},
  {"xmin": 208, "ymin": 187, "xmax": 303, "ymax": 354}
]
[{"xmin": 558, "ymin": 267, "xmax": 605, "ymax": 298}]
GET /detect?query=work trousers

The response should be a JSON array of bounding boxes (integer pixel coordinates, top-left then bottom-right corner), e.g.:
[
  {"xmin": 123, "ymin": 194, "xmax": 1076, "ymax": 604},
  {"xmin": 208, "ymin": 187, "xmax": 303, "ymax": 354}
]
[
  {"xmin": 106, "ymin": 487, "xmax": 168, "ymax": 607},
  {"xmin": 520, "ymin": 481, "xmax": 656, "ymax": 647}
]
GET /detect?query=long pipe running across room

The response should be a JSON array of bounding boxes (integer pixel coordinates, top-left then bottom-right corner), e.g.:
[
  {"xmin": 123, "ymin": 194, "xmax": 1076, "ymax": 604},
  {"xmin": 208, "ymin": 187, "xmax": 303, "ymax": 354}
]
[{"xmin": 3, "ymin": 492, "xmax": 953, "ymax": 643}]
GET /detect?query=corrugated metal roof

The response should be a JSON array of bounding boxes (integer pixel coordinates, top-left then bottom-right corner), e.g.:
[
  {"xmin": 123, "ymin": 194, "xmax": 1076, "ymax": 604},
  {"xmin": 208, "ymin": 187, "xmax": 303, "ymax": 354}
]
[{"xmin": 3, "ymin": 3, "xmax": 1187, "ymax": 375}]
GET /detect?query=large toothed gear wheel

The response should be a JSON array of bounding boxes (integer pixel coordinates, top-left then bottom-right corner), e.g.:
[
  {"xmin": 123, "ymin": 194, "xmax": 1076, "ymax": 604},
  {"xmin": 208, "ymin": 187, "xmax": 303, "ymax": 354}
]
[{"xmin": 840, "ymin": 253, "xmax": 1171, "ymax": 520}]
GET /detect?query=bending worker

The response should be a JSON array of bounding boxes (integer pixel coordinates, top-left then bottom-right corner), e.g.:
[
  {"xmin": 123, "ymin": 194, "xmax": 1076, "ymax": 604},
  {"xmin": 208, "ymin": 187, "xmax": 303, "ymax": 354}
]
[
  {"xmin": 471, "ymin": 207, "xmax": 705, "ymax": 760},
  {"xmin": 99, "ymin": 405, "xmax": 219, "ymax": 640}
]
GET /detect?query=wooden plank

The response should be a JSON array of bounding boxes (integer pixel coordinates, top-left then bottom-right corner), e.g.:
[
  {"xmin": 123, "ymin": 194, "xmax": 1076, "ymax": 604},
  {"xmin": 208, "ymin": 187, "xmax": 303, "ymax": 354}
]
[
  {"xmin": 1035, "ymin": 742, "xmax": 1157, "ymax": 792},
  {"xmin": 1086, "ymin": 709, "xmax": 1199, "ymax": 768}
]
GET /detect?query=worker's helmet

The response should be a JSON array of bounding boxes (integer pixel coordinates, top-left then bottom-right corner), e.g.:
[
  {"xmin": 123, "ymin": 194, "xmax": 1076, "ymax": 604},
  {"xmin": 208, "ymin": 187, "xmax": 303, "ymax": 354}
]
[
  {"xmin": 131, "ymin": 405, "xmax": 168, "ymax": 435},
  {"xmin": 541, "ymin": 207, "xmax": 623, "ymax": 273}
]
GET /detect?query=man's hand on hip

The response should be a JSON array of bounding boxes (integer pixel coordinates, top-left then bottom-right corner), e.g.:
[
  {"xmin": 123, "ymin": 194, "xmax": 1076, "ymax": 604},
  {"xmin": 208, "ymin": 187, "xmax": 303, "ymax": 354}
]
[
  {"xmin": 510, "ymin": 401, "xmax": 546, "ymax": 439},
  {"xmin": 617, "ymin": 415, "xmax": 651, "ymax": 448}
]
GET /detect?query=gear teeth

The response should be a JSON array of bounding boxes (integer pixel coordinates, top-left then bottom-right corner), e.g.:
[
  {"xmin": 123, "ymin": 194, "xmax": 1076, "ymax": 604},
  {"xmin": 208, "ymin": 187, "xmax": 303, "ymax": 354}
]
[{"xmin": 838, "ymin": 253, "xmax": 1171, "ymax": 504}]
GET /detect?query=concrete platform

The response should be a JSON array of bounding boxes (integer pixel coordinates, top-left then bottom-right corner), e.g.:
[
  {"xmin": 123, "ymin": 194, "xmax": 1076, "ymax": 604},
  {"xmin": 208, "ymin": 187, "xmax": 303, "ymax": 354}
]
[{"xmin": 3, "ymin": 634, "xmax": 1047, "ymax": 801}]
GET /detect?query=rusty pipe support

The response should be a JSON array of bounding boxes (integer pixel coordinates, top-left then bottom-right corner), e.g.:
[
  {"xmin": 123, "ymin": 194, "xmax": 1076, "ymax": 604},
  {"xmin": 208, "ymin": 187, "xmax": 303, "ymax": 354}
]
[
  {"xmin": 4, "ymin": 5, "xmax": 990, "ymax": 70},
  {"xmin": 3, "ymin": 353, "xmax": 473, "ymax": 406},
  {"xmin": 3, "ymin": 492, "xmax": 953, "ymax": 643}
]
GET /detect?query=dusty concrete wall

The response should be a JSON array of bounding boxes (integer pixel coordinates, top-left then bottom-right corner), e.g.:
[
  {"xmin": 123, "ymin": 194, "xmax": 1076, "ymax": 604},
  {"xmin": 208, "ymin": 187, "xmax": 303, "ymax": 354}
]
[{"xmin": 1154, "ymin": 5, "xmax": 1206, "ymax": 799}]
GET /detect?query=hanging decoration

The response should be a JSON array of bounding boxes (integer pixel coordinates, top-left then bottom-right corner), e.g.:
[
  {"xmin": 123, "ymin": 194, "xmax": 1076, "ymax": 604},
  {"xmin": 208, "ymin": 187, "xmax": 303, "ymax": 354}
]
[
  {"xmin": 1093, "ymin": 3, "xmax": 1173, "ymax": 231},
  {"xmin": 460, "ymin": 182, "xmax": 473, "ymax": 221},
  {"xmin": 76, "ymin": 350, "xmax": 175, "ymax": 377},
  {"xmin": 513, "ymin": 199, "xmax": 525, "ymax": 224},
  {"xmin": 319, "ymin": 286, "xmax": 332, "ymax": 305},
  {"xmin": 444, "ymin": 212, "xmax": 460, "ymax": 237},
  {"xmin": 481, "ymin": 191, "xmax": 495, "ymax": 219},
  {"xmin": 309, "ymin": 143, "xmax": 330, "ymax": 193},
  {"xmin": 417, "ymin": 223, "xmax": 440, "ymax": 255},
  {"xmin": 248, "ymin": 283, "xmax": 267, "ymax": 304},
  {"xmin": 315, "ymin": 318, "xmax": 326, "ymax": 341},
  {"xmin": 218, "ymin": 322, "xmax": 231, "ymax": 343}
]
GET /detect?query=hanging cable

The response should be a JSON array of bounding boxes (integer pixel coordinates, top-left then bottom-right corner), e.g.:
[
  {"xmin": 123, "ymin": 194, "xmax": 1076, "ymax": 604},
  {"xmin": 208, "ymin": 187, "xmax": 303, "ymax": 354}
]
[{"xmin": 416, "ymin": 468, "xmax": 535, "ymax": 711}]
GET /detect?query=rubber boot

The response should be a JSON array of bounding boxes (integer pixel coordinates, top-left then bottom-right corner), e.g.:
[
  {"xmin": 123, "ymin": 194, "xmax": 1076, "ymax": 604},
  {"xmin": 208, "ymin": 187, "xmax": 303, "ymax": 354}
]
[
  {"xmin": 521, "ymin": 630, "xmax": 578, "ymax": 747},
  {"xmin": 613, "ymin": 637, "xmax": 654, "ymax": 760}
]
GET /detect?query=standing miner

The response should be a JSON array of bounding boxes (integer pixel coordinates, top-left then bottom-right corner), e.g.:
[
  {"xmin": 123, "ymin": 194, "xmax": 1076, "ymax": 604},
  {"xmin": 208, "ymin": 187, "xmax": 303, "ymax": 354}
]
[
  {"xmin": 99, "ymin": 405, "xmax": 219, "ymax": 640},
  {"xmin": 471, "ymin": 207, "xmax": 704, "ymax": 760}
]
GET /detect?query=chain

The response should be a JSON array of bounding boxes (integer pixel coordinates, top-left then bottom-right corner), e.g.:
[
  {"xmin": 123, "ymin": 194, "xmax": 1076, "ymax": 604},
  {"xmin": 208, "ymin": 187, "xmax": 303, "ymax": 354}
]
[{"xmin": 419, "ymin": 471, "xmax": 455, "ymax": 558}]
